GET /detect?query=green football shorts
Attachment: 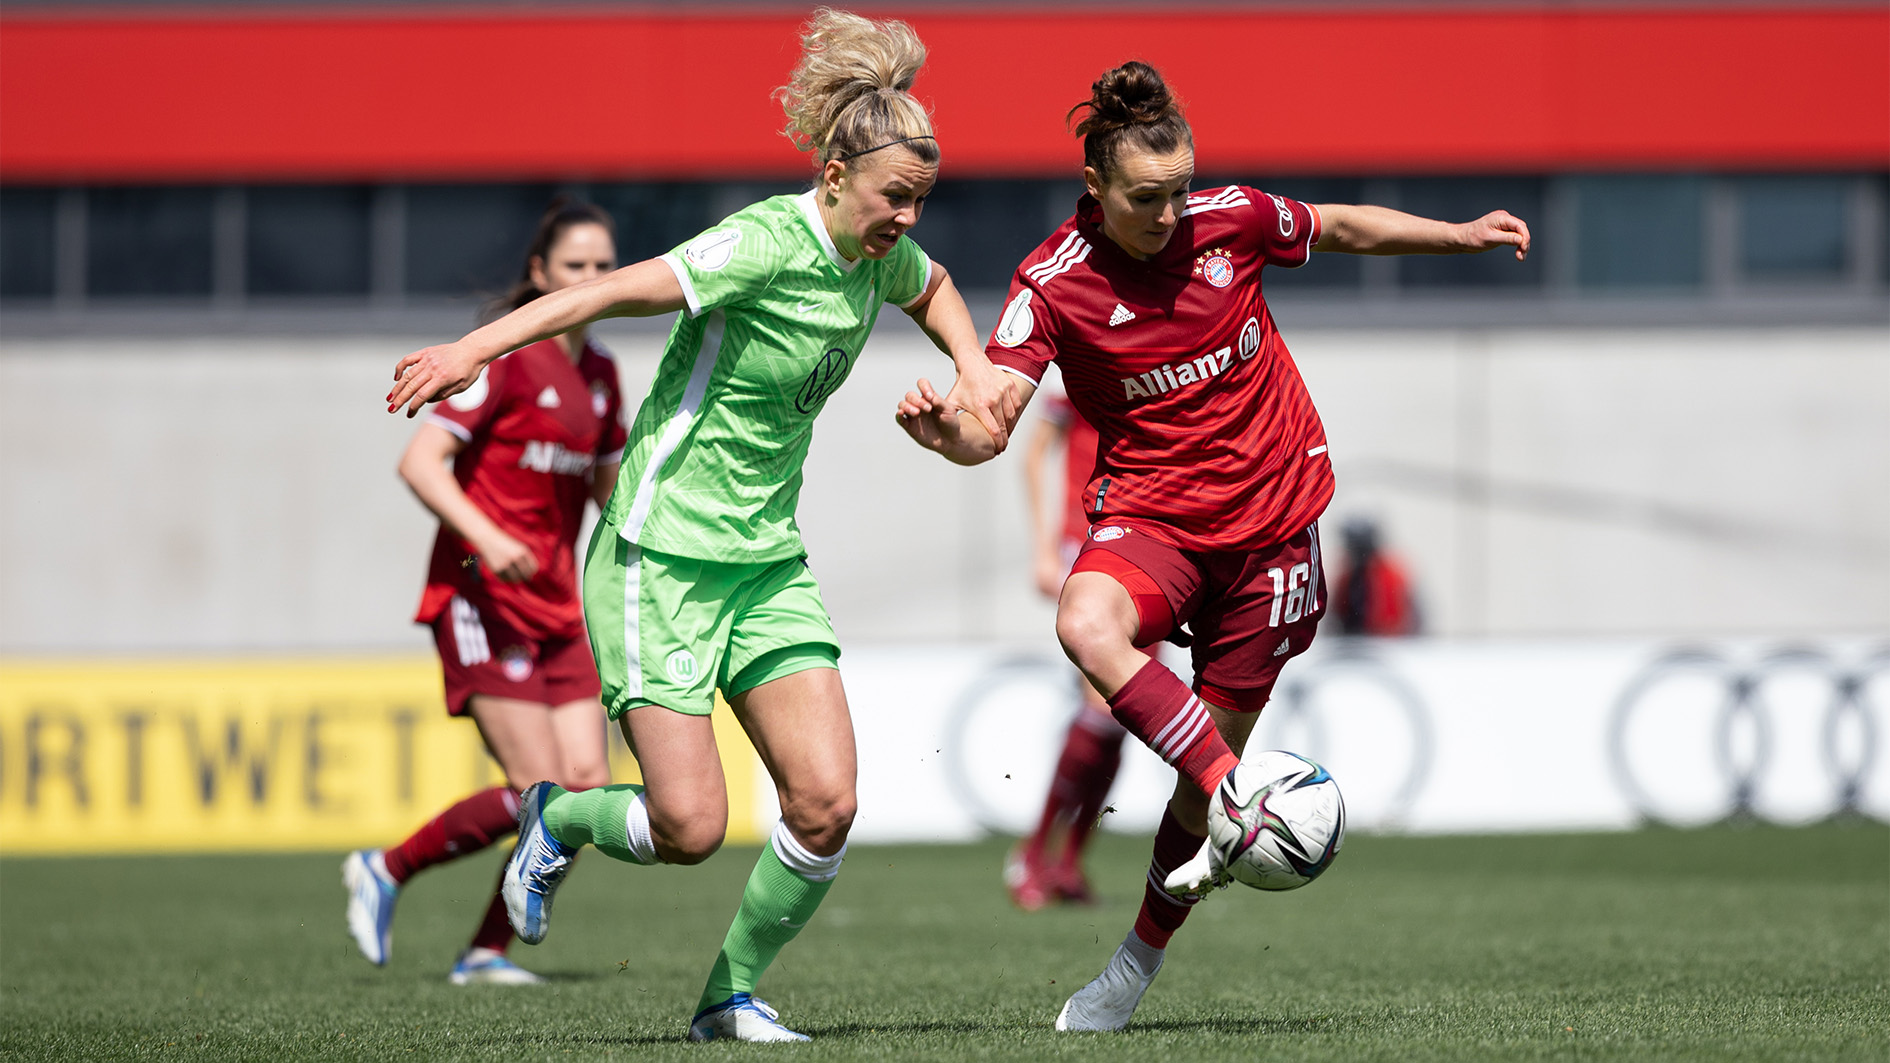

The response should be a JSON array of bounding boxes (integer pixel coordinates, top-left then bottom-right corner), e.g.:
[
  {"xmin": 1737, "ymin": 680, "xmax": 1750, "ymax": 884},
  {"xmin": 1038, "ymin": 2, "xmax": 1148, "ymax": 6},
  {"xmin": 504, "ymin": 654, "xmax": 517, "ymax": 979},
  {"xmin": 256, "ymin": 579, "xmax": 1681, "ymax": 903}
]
[{"xmin": 583, "ymin": 522, "xmax": 840, "ymax": 719}]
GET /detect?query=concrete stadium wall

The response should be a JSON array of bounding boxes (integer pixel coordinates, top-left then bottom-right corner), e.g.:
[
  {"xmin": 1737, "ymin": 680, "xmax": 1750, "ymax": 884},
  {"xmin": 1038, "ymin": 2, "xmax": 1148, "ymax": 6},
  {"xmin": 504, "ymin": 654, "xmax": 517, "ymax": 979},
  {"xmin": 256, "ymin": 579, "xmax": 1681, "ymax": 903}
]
[{"xmin": 1, "ymin": 321, "xmax": 1884, "ymax": 653}]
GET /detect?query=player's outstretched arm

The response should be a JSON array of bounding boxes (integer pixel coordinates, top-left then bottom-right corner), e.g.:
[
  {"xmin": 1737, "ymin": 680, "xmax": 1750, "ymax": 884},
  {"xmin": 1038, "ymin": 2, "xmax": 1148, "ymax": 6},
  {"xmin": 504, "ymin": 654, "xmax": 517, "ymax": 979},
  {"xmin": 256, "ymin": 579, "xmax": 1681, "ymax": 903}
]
[
  {"xmin": 387, "ymin": 258, "xmax": 688, "ymax": 417},
  {"xmin": 1313, "ymin": 204, "xmax": 1530, "ymax": 260},
  {"xmin": 904, "ymin": 262, "xmax": 1019, "ymax": 452},
  {"xmin": 896, "ymin": 373, "xmax": 1036, "ymax": 466}
]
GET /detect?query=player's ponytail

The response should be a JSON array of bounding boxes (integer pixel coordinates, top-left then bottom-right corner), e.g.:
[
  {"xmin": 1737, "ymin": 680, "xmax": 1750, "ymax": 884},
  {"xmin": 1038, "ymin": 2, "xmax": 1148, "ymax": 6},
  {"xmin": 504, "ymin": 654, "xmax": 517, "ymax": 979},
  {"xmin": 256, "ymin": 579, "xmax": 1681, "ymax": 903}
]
[
  {"xmin": 776, "ymin": 7, "xmax": 939, "ymax": 170},
  {"xmin": 1068, "ymin": 61, "xmax": 1193, "ymax": 182},
  {"xmin": 483, "ymin": 196, "xmax": 616, "ymax": 323}
]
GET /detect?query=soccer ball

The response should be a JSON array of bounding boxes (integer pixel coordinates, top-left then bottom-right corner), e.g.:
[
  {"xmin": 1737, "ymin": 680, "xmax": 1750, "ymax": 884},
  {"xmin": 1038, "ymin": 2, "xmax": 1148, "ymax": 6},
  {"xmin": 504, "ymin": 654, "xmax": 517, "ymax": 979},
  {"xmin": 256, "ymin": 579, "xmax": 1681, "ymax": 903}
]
[{"xmin": 1207, "ymin": 750, "xmax": 1345, "ymax": 891}]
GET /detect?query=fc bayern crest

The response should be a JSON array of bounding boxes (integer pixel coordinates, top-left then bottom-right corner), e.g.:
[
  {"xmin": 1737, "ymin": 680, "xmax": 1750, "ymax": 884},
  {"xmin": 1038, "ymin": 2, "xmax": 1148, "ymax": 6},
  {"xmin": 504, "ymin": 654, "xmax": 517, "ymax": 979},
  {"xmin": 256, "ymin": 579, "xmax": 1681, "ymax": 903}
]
[
  {"xmin": 1195, "ymin": 248, "xmax": 1235, "ymax": 289},
  {"xmin": 499, "ymin": 646, "xmax": 534, "ymax": 682}
]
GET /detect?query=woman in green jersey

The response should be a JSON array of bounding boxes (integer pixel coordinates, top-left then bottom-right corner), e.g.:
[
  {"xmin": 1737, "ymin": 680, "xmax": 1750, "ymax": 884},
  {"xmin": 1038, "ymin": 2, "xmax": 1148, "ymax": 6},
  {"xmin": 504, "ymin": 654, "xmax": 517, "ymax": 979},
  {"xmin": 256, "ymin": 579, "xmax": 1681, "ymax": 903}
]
[{"xmin": 385, "ymin": 7, "xmax": 1010, "ymax": 1044}]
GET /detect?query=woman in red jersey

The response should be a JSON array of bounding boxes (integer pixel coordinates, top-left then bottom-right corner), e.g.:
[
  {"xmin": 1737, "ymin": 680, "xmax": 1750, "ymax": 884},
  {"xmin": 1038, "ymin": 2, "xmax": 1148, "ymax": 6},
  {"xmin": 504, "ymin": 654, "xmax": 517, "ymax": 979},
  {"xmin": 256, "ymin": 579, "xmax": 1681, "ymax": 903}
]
[
  {"xmin": 343, "ymin": 198, "xmax": 627, "ymax": 985},
  {"xmin": 899, "ymin": 61, "xmax": 1529, "ymax": 1031}
]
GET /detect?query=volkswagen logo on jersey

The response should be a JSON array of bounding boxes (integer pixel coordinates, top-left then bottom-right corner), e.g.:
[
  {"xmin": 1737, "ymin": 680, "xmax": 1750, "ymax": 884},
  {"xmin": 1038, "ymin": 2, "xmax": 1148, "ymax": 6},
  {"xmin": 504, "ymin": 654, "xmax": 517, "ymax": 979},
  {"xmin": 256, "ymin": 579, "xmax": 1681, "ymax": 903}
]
[
  {"xmin": 795, "ymin": 347, "xmax": 854, "ymax": 414},
  {"xmin": 1194, "ymin": 248, "xmax": 1235, "ymax": 289},
  {"xmin": 683, "ymin": 229, "xmax": 741, "ymax": 272},
  {"xmin": 994, "ymin": 289, "xmax": 1034, "ymax": 348}
]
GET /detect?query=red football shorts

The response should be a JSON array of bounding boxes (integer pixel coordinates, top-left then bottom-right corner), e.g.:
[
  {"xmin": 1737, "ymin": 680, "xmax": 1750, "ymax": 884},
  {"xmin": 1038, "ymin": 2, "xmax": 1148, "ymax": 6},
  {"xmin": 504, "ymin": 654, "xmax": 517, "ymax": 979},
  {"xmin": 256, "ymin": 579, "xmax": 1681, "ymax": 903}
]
[
  {"xmin": 430, "ymin": 595, "xmax": 602, "ymax": 716},
  {"xmin": 1072, "ymin": 519, "xmax": 1327, "ymax": 713}
]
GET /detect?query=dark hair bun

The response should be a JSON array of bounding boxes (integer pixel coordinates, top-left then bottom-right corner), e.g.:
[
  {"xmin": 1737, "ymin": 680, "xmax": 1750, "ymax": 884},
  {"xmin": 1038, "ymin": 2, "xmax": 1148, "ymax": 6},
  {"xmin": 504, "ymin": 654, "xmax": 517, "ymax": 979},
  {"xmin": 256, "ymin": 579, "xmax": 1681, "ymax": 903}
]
[
  {"xmin": 1068, "ymin": 61, "xmax": 1192, "ymax": 181},
  {"xmin": 1075, "ymin": 61, "xmax": 1175, "ymax": 137}
]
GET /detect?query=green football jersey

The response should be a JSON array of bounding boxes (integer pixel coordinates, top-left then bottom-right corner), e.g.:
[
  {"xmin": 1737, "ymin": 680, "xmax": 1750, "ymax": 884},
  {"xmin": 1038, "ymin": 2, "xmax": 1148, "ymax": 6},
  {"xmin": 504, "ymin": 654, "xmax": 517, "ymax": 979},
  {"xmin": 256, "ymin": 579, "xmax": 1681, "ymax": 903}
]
[{"xmin": 605, "ymin": 190, "xmax": 935, "ymax": 563}]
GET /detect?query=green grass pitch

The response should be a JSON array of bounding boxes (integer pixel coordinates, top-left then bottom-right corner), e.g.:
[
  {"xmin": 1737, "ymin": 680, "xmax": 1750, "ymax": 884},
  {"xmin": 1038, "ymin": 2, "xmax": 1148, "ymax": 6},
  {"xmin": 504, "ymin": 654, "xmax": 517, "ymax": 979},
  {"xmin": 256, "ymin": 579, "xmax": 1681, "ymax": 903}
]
[{"xmin": 2, "ymin": 824, "xmax": 1884, "ymax": 1061}]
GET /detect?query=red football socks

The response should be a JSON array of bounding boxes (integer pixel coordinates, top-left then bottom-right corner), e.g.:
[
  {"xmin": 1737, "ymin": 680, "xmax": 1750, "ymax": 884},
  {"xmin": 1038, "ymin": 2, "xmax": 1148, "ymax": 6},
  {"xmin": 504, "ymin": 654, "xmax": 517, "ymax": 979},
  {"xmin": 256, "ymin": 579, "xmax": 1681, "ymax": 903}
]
[
  {"xmin": 468, "ymin": 868, "xmax": 516, "ymax": 953},
  {"xmin": 1105, "ymin": 659, "xmax": 1238, "ymax": 795},
  {"xmin": 1131, "ymin": 806, "xmax": 1207, "ymax": 949},
  {"xmin": 1039, "ymin": 709, "xmax": 1126, "ymax": 869},
  {"xmin": 381, "ymin": 785, "xmax": 520, "ymax": 884}
]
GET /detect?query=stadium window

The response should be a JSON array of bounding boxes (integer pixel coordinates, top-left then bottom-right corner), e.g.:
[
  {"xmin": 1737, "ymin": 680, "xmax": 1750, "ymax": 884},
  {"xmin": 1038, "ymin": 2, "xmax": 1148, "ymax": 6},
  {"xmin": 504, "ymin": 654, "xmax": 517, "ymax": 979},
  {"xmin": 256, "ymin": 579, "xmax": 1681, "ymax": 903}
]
[
  {"xmin": 404, "ymin": 184, "xmax": 558, "ymax": 298},
  {"xmin": 86, "ymin": 185, "xmax": 216, "ymax": 297},
  {"xmin": 0, "ymin": 187, "xmax": 57, "ymax": 298},
  {"xmin": 247, "ymin": 185, "xmax": 373, "ymax": 296},
  {"xmin": 1736, "ymin": 176, "xmax": 1849, "ymax": 283},
  {"xmin": 1396, "ymin": 177, "xmax": 1545, "ymax": 289},
  {"xmin": 1572, "ymin": 175, "xmax": 1705, "ymax": 290},
  {"xmin": 909, "ymin": 179, "xmax": 1067, "ymax": 292}
]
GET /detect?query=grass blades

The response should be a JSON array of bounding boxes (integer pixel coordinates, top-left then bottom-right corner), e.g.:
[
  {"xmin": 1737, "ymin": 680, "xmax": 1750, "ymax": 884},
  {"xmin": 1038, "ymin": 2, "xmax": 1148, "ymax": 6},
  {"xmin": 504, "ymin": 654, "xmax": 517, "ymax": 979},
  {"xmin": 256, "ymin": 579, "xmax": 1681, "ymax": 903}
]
[{"xmin": 1, "ymin": 824, "xmax": 1884, "ymax": 1061}]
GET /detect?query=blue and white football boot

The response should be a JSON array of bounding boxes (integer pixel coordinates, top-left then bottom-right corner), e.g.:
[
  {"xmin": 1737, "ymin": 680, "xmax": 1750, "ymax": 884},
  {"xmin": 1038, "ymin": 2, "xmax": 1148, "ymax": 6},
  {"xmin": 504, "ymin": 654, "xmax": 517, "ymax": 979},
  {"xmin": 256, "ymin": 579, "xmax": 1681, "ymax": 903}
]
[
  {"xmin": 688, "ymin": 994, "xmax": 811, "ymax": 1043},
  {"xmin": 448, "ymin": 947, "xmax": 546, "ymax": 986},
  {"xmin": 341, "ymin": 849, "xmax": 398, "ymax": 966},
  {"xmin": 502, "ymin": 781, "xmax": 576, "ymax": 945}
]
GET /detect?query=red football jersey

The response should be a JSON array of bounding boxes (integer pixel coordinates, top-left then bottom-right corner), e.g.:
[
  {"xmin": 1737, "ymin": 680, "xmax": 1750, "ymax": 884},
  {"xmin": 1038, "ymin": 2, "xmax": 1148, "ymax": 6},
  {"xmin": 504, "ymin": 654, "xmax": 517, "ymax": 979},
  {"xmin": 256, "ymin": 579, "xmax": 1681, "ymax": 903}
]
[
  {"xmin": 1040, "ymin": 394, "xmax": 1101, "ymax": 548},
  {"xmin": 415, "ymin": 338, "xmax": 628, "ymax": 641},
  {"xmin": 987, "ymin": 186, "xmax": 1334, "ymax": 552}
]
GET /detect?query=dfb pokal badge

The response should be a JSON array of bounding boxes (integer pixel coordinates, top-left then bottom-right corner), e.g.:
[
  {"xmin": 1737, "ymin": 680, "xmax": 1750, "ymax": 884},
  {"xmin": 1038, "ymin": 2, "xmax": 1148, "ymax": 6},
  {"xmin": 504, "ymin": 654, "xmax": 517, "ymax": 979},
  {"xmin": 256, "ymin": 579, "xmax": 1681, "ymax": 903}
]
[{"xmin": 1194, "ymin": 248, "xmax": 1235, "ymax": 288}]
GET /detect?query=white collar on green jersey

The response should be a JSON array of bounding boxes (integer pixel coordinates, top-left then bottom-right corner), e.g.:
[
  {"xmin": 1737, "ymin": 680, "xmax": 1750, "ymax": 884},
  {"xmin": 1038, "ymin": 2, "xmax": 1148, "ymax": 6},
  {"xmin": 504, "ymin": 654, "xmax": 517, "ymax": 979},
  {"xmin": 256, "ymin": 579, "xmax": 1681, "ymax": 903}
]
[{"xmin": 796, "ymin": 190, "xmax": 859, "ymax": 274}]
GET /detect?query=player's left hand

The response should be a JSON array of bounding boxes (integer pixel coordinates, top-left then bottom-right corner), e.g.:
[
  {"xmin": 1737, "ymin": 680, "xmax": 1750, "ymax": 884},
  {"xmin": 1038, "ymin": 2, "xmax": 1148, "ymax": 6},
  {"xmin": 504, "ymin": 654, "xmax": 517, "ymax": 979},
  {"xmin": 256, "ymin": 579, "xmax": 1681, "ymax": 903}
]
[
  {"xmin": 947, "ymin": 354, "xmax": 1017, "ymax": 453},
  {"xmin": 388, "ymin": 341, "xmax": 486, "ymax": 417},
  {"xmin": 895, "ymin": 376, "xmax": 970, "ymax": 454},
  {"xmin": 1459, "ymin": 210, "xmax": 1531, "ymax": 261}
]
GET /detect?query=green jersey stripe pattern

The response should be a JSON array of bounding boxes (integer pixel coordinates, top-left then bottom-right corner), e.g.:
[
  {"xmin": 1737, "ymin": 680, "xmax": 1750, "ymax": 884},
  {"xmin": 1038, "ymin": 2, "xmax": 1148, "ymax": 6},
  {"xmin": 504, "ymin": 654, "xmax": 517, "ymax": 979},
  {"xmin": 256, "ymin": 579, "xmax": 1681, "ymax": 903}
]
[{"xmin": 604, "ymin": 191, "xmax": 932, "ymax": 563}]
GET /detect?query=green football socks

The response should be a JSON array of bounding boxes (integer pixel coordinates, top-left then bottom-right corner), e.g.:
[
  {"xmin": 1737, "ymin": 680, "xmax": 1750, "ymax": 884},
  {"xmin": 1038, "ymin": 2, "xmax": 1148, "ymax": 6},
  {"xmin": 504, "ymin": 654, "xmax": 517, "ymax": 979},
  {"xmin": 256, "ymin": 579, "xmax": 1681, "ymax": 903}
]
[
  {"xmin": 539, "ymin": 783, "xmax": 655, "ymax": 865},
  {"xmin": 695, "ymin": 820, "xmax": 844, "ymax": 1014}
]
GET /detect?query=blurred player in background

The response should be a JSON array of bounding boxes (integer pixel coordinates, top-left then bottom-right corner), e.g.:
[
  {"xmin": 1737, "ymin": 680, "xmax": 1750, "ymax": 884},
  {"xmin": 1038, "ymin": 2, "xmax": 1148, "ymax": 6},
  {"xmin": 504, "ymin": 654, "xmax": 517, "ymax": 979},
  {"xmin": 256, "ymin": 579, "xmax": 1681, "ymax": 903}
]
[
  {"xmin": 344, "ymin": 198, "xmax": 625, "ymax": 985},
  {"xmin": 385, "ymin": 8, "xmax": 1011, "ymax": 1042},
  {"xmin": 1332, "ymin": 515, "xmax": 1422, "ymax": 636},
  {"xmin": 1006, "ymin": 394, "xmax": 1128, "ymax": 909},
  {"xmin": 897, "ymin": 60, "xmax": 1529, "ymax": 1031}
]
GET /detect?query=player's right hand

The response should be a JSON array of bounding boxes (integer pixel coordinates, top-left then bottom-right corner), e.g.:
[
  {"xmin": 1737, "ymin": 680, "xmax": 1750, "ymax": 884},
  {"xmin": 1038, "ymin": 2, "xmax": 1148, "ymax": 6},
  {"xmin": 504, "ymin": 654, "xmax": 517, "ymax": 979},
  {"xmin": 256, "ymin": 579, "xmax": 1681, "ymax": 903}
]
[
  {"xmin": 389, "ymin": 341, "xmax": 485, "ymax": 418},
  {"xmin": 476, "ymin": 531, "xmax": 540, "ymax": 583}
]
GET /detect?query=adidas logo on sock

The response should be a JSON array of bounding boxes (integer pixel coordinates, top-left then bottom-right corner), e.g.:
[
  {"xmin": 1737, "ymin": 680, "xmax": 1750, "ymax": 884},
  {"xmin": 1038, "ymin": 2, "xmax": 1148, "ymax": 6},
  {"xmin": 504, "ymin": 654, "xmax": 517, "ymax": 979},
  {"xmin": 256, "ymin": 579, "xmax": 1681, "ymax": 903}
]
[
  {"xmin": 536, "ymin": 386, "xmax": 561, "ymax": 408},
  {"xmin": 1108, "ymin": 303, "xmax": 1135, "ymax": 326},
  {"xmin": 1272, "ymin": 638, "xmax": 1291, "ymax": 657}
]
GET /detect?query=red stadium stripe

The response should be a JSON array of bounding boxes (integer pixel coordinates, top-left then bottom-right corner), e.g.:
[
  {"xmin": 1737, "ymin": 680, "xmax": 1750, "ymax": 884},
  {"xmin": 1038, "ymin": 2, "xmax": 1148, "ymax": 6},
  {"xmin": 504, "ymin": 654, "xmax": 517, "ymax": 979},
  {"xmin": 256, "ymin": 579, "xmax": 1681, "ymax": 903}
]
[{"xmin": 1, "ymin": 7, "xmax": 1883, "ymax": 181}]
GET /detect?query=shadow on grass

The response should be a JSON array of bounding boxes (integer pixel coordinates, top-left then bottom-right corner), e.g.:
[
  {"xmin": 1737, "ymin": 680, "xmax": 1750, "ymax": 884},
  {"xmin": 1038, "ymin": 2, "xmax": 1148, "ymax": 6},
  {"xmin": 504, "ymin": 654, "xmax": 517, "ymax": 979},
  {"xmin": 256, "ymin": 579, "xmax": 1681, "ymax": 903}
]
[{"xmin": 471, "ymin": 1013, "xmax": 1347, "ymax": 1048}]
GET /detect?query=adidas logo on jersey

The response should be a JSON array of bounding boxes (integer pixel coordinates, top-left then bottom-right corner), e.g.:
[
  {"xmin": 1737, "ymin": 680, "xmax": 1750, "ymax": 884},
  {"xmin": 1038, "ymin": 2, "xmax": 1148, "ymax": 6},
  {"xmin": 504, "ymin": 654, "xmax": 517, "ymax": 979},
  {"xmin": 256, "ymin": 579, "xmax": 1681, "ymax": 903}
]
[
  {"xmin": 1272, "ymin": 638, "xmax": 1291, "ymax": 657},
  {"xmin": 1108, "ymin": 303, "xmax": 1135, "ymax": 326},
  {"xmin": 1121, "ymin": 346, "xmax": 1233, "ymax": 402},
  {"xmin": 536, "ymin": 386, "xmax": 561, "ymax": 409}
]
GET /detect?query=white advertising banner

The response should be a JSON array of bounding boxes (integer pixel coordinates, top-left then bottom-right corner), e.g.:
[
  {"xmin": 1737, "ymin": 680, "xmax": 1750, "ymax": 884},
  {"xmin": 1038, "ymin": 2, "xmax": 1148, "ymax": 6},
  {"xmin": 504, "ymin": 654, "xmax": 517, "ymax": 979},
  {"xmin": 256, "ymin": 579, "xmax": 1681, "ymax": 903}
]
[{"xmin": 777, "ymin": 638, "xmax": 1888, "ymax": 842}]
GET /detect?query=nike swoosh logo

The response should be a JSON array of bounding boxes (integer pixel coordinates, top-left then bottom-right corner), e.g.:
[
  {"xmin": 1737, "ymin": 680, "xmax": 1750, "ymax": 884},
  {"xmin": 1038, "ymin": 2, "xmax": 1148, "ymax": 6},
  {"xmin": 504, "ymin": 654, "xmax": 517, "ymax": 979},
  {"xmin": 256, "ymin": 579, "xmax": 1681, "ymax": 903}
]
[
  {"xmin": 778, "ymin": 918, "xmax": 807, "ymax": 929},
  {"xmin": 794, "ymin": 301, "xmax": 820, "ymax": 314}
]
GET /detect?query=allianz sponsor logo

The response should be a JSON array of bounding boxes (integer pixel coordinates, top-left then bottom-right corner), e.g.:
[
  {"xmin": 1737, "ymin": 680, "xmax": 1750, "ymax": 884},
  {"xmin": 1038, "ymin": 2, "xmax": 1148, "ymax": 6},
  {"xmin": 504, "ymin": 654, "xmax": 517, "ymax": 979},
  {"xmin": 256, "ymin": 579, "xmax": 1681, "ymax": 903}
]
[
  {"xmin": 517, "ymin": 440, "xmax": 594, "ymax": 476},
  {"xmin": 1120, "ymin": 316, "xmax": 1261, "ymax": 402}
]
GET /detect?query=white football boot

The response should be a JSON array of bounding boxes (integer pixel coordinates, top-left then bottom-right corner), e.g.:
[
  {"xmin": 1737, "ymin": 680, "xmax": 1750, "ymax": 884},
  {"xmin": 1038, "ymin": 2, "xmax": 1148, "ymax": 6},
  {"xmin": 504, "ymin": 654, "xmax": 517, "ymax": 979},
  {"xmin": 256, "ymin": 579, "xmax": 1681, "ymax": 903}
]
[
  {"xmin": 448, "ymin": 947, "xmax": 546, "ymax": 986},
  {"xmin": 1055, "ymin": 936, "xmax": 1164, "ymax": 1032},
  {"xmin": 688, "ymin": 994, "xmax": 811, "ymax": 1042},
  {"xmin": 1164, "ymin": 767, "xmax": 1241, "ymax": 896},
  {"xmin": 342, "ymin": 849, "xmax": 399, "ymax": 965},
  {"xmin": 502, "ymin": 781, "xmax": 576, "ymax": 945}
]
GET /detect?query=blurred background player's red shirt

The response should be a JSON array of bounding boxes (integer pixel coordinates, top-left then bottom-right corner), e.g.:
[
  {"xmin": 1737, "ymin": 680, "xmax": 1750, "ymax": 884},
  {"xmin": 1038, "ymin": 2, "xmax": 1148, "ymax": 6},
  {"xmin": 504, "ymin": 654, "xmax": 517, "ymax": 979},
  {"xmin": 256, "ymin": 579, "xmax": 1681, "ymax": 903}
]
[{"xmin": 415, "ymin": 339, "xmax": 627, "ymax": 641}]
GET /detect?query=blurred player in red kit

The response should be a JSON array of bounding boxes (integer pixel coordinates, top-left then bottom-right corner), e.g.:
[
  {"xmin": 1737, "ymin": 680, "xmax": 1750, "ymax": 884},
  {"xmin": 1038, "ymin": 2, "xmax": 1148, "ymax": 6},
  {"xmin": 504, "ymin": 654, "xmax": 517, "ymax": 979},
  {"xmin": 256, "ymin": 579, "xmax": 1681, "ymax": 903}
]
[
  {"xmin": 897, "ymin": 61, "xmax": 1529, "ymax": 1029},
  {"xmin": 342, "ymin": 198, "xmax": 628, "ymax": 984},
  {"xmin": 1007, "ymin": 394, "xmax": 1128, "ymax": 909},
  {"xmin": 1332, "ymin": 515, "xmax": 1422, "ymax": 636}
]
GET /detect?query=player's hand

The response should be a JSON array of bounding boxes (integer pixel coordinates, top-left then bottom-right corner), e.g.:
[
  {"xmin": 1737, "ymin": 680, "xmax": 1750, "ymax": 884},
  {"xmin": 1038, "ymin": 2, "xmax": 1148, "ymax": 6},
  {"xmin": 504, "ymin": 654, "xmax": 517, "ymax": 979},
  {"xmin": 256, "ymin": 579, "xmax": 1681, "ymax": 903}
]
[
  {"xmin": 475, "ymin": 530, "xmax": 539, "ymax": 583},
  {"xmin": 947, "ymin": 355, "xmax": 1017, "ymax": 453},
  {"xmin": 895, "ymin": 376, "xmax": 968, "ymax": 453},
  {"xmin": 388, "ymin": 341, "xmax": 486, "ymax": 418},
  {"xmin": 1459, "ymin": 210, "xmax": 1531, "ymax": 261}
]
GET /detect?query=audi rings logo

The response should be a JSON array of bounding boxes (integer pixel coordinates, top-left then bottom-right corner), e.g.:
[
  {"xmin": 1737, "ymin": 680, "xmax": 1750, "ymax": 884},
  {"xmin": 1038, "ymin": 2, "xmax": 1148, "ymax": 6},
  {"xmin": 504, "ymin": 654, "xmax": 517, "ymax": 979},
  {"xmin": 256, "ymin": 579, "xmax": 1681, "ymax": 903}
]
[
  {"xmin": 940, "ymin": 645, "xmax": 1433, "ymax": 834},
  {"xmin": 1608, "ymin": 646, "xmax": 1888, "ymax": 827}
]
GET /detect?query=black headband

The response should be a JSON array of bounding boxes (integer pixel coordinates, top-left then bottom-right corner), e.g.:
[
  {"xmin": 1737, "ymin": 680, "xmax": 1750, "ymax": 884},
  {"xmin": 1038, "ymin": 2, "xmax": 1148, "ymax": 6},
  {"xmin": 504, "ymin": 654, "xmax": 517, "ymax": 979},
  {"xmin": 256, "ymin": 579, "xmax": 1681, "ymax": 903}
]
[{"xmin": 838, "ymin": 135, "xmax": 937, "ymax": 161}]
